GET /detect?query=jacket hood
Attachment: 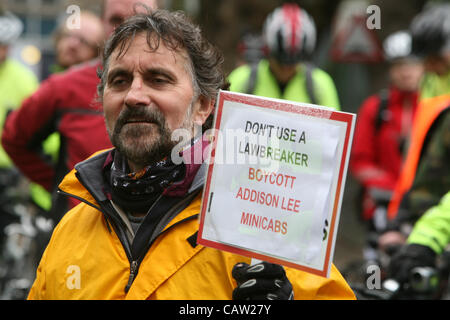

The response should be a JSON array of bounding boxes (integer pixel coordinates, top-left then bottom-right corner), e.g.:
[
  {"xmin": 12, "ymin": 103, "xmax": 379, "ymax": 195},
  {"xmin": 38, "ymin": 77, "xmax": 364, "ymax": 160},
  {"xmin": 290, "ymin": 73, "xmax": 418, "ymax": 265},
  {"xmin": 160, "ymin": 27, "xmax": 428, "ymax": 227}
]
[{"xmin": 58, "ymin": 149, "xmax": 111, "ymax": 209}]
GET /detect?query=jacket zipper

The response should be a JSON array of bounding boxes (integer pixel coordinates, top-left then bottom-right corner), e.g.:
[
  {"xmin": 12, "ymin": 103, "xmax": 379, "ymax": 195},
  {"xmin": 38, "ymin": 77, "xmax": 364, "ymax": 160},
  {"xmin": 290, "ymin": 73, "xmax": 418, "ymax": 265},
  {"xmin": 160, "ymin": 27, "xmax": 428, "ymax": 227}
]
[
  {"xmin": 123, "ymin": 214, "xmax": 200, "ymax": 293},
  {"xmin": 122, "ymin": 194, "xmax": 163, "ymax": 293},
  {"xmin": 125, "ymin": 260, "xmax": 138, "ymax": 293}
]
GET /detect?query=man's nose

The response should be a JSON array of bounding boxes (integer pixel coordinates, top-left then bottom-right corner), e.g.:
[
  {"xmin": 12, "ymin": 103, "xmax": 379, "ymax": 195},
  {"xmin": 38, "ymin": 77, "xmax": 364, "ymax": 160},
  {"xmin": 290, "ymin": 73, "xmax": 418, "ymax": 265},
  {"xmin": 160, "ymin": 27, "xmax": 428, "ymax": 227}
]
[{"xmin": 124, "ymin": 78, "xmax": 151, "ymax": 107}]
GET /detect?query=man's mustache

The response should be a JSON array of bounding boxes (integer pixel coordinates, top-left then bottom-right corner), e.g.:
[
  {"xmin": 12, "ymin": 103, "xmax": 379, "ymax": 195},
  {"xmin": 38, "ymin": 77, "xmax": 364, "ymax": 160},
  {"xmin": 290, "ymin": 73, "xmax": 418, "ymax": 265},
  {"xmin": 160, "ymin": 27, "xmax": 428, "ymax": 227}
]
[{"xmin": 114, "ymin": 106, "xmax": 167, "ymax": 134}]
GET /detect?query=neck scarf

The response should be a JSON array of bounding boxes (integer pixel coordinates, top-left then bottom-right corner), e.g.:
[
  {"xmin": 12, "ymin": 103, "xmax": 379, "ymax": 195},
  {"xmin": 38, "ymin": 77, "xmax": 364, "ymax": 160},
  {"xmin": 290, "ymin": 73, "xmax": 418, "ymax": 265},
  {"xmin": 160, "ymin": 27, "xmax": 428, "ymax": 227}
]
[{"xmin": 103, "ymin": 150, "xmax": 185, "ymax": 214}]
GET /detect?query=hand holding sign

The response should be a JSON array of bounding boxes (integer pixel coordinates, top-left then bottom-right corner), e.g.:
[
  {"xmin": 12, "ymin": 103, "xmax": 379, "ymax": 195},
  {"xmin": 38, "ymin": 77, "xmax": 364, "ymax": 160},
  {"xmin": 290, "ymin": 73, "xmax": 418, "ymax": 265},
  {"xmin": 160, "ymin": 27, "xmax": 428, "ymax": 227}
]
[{"xmin": 232, "ymin": 262, "xmax": 294, "ymax": 300}]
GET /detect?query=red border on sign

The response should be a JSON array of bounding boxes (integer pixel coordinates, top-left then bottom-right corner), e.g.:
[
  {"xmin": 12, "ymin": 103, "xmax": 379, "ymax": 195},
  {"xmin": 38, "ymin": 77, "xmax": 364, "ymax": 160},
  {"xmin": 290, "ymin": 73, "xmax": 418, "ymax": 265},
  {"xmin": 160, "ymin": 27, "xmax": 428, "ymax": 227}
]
[{"xmin": 197, "ymin": 91, "xmax": 354, "ymax": 277}]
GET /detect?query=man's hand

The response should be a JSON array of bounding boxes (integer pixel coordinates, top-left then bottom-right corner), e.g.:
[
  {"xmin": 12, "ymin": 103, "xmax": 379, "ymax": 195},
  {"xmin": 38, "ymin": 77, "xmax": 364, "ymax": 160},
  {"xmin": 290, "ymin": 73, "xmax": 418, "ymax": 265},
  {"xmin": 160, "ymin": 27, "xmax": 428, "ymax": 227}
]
[{"xmin": 232, "ymin": 262, "xmax": 294, "ymax": 300}]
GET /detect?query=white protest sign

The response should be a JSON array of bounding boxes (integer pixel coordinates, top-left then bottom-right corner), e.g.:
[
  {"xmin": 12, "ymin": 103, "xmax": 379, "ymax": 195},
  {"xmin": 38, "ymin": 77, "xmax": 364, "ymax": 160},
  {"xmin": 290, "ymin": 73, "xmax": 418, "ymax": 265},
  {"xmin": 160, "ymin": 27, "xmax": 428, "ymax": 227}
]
[{"xmin": 198, "ymin": 91, "xmax": 356, "ymax": 277}]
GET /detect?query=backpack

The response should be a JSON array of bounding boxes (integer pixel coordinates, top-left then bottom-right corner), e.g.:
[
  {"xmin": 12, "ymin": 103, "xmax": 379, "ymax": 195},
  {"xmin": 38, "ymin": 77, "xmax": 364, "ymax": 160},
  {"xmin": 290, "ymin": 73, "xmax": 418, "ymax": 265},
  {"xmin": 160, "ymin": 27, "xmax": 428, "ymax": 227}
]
[{"xmin": 375, "ymin": 89, "xmax": 390, "ymax": 132}]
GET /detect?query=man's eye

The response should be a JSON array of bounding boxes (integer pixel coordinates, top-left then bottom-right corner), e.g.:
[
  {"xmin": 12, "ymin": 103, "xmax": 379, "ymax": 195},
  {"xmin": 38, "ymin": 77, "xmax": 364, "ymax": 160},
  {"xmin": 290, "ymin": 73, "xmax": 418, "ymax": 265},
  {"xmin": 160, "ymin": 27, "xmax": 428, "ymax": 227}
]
[
  {"xmin": 111, "ymin": 78, "xmax": 127, "ymax": 87},
  {"xmin": 152, "ymin": 77, "xmax": 169, "ymax": 84}
]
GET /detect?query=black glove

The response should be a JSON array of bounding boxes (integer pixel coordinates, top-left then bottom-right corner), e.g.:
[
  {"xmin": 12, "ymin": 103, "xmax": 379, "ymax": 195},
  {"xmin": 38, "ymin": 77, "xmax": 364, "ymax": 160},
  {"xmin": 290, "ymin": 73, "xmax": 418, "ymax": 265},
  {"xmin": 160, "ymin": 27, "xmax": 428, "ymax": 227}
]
[
  {"xmin": 388, "ymin": 243, "xmax": 436, "ymax": 284},
  {"xmin": 232, "ymin": 262, "xmax": 294, "ymax": 300}
]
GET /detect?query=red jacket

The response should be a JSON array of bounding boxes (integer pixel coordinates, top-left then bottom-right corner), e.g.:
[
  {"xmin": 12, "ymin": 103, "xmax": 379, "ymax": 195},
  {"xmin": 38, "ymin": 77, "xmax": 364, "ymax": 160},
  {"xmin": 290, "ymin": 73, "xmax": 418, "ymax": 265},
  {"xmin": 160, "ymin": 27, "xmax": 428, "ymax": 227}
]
[
  {"xmin": 1, "ymin": 59, "xmax": 112, "ymax": 208},
  {"xmin": 350, "ymin": 86, "xmax": 419, "ymax": 220}
]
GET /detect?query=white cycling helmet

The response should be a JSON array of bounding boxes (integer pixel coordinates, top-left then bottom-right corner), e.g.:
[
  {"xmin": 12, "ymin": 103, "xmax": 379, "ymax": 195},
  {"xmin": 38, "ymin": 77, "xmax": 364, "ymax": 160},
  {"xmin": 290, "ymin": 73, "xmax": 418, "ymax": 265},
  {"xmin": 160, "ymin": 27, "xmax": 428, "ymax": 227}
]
[
  {"xmin": 0, "ymin": 11, "xmax": 23, "ymax": 45},
  {"xmin": 263, "ymin": 3, "xmax": 316, "ymax": 64},
  {"xmin": 383, "ymin": 30, "xmax": 414, "ymax": 62}
]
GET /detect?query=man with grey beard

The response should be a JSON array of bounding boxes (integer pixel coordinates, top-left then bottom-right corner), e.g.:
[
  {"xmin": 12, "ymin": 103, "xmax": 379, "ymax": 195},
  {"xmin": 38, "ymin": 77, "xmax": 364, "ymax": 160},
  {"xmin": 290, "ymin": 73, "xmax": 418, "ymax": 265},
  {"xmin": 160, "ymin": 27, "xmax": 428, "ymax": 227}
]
[{"xmin": 27, "ymin": 9, "xmax": 355, "ymax": 300}]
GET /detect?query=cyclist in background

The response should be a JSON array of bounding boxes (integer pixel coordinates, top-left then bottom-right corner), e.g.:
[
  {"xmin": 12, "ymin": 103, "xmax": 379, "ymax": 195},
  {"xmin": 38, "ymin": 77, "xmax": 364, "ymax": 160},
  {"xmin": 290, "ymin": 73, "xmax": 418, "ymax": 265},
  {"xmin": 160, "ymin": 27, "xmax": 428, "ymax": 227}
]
[
  {"xmin": 0, "ymin": 10, "xmax": 38, "ymax": 250},
  {"xmin": 0, "ymin": 10, "xmax": 38, "ymax": 168},
  {"xmin": 414, "ymin": 4, "xmax": 450, "ymax": 100},
  {"xmin": 49, "ymin": 10, "xmax": 104, "ymax": 75},
  {"xmin": 228, "ymin": 3, "xmax": 340, "ymax": 110},
  {"xmin": 378, "ymin": 3, "xmax": 450, "ymax": 263},
  {"xmin": 1, "ymin": 0, "xmax": 159, "ymax": 223},
  {"xmin": 350, "ymin": 31, "xmax": 423, "ymax": 258},
  {"xmin": 28, "ymin": 9, "xmax": 104, "ymax": 214}
]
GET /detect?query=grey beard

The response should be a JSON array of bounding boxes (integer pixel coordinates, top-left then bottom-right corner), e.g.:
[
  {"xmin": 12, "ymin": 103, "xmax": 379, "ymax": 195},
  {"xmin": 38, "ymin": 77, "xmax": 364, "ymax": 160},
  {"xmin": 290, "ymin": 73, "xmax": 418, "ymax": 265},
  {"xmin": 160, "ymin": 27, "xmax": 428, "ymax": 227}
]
[{"xmin": 108, "ymin": 104, "xmax": 194, "ymax": 169}]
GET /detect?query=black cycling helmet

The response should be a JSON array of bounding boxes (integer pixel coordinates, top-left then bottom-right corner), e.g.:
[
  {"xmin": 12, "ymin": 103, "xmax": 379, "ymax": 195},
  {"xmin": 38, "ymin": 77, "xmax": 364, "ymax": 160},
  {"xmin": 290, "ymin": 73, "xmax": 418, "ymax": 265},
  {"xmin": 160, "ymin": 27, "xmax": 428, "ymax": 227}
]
[
  {"xmin": 410, "ymin": 3, "xmax": 450, "ymax": 58},
  {"xmin": 263, "ymin": 3, "xmax": 316, "ymax": 64}
]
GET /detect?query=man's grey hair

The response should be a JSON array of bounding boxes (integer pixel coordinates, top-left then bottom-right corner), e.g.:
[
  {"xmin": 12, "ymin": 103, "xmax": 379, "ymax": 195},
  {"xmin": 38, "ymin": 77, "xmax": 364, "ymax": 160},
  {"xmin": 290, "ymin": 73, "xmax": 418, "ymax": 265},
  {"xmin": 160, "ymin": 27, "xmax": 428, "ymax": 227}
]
[{"xmin": 97, "ymin": 9, "xmax": 226, "ymax": 109}]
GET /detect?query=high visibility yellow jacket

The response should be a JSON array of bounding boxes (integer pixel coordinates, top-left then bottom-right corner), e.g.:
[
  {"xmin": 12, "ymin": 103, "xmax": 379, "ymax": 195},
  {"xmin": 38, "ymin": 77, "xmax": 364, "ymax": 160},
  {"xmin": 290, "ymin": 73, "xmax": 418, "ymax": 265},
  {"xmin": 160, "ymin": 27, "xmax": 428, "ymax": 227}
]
[
  {"xmin": 408, "ymin": 191, "xmax": 450, "ymax": 255},
  {"xmin": 0, "ymin": 58, "xmax": 38, "ymax": 168},
  {"xmin": 28, "ymin": 150, "xmax": 355, "ymax": 300},
  {"xmin": 228, "ymin": 59, "xmax": 341, "ymax": 110}
]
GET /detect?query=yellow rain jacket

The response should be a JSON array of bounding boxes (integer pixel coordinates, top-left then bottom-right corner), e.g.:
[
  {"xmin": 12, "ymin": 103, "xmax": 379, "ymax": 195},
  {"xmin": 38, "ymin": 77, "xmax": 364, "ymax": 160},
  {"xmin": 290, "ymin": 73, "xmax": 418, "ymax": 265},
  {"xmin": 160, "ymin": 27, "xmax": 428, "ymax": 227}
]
[{"xmin": 28, "ymin": 150, "xmax": 355, "ymax": 300}]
